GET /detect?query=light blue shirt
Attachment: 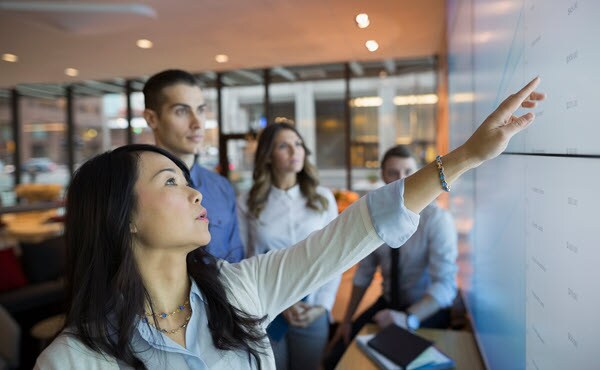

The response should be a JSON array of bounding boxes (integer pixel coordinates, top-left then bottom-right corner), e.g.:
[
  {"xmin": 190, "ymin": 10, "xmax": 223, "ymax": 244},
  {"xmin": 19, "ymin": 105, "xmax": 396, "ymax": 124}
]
[
  {"xmin": 353, "ymin": 203, "xmax": 458, "ymax": 308},
  {"xmin": 133, "ymin": 280, "xmax": 212, "ymax": 369}
]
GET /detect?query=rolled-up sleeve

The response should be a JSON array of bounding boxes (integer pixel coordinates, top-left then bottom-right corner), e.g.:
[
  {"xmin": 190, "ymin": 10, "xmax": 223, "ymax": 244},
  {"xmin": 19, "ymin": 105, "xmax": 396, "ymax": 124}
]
[
  {"xmin": 425, "ymin": 210, "xmax": 458, "ymax": 308},
  {"xmin": 367, "ymin": 180, "xmax": 420, "ymax": 248}
]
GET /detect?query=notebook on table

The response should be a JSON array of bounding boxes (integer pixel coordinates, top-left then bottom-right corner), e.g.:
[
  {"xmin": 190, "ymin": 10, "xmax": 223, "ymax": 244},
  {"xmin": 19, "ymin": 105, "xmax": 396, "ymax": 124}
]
[{"xmin": 355, "ymin": 324, "xmax": 455, "ymax": 370}]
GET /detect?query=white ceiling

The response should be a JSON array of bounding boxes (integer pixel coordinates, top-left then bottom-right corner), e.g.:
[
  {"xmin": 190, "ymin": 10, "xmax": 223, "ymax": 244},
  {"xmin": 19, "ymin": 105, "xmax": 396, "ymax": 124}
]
[{"xmin": 0, "ymin": 0, "xmax": 445, "ymax": 88}]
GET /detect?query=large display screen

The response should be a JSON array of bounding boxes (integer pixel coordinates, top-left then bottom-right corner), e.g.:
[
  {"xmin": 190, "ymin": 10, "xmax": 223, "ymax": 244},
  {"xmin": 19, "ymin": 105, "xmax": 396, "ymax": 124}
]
[{"xmin": 447, "ymin": 1, "xmax": 599, "ymax": 369}]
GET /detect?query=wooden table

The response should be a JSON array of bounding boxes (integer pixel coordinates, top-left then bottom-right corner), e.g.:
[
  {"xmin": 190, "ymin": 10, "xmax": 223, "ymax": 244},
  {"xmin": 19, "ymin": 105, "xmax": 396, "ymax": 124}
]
[
  {"xmin": 31, "ymin": 314, "xmax": 65, "ymax": 350},
  {"xmin": 1, "ymin": 208, "xmax": 63, "ymax": 243},
  {"xmin": 335, "ymin": 324, "xmax": 485, "ymax": 370}
]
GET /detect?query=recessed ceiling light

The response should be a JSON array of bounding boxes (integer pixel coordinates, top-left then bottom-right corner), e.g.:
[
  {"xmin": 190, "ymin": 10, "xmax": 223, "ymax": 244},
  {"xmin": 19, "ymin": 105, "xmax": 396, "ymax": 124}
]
[
  {"xmin": 136, "ymin": 39, "xmax": 153, "ymax": 49},
  {"xmin": 365, "ymin": 40, "xmax": 379, "ymax": 52},
  {"xmin": 2, "ymin": 53, "xmax": 18, "ymax": 63},
  {"xmin": 355, "ymin": 13, "xmax": 370, "ymax": 28},
  {"xmin": 215, "ymin": 54, "xmax": 229, "ymax": 63},
  {"xmin": 65, "ymin": 68, "xmax": 79, "ymax": 77}
]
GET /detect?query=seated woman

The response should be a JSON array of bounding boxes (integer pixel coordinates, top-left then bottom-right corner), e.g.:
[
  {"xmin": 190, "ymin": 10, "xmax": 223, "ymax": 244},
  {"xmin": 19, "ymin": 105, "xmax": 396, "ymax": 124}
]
[
  {"xmin": 34, "ymin": 78, "xmax": 544, "ymax": 369},
  {"xmin": 237, "ymin": 122, "xmax": 340, "ymax": 370}
]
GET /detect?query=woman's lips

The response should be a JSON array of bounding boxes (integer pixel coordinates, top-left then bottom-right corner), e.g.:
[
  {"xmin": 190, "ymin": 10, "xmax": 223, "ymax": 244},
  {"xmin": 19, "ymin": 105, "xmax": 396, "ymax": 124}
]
[{"xmin": 197, "ymin": 209, "xmax": 209, "ymax": 223}]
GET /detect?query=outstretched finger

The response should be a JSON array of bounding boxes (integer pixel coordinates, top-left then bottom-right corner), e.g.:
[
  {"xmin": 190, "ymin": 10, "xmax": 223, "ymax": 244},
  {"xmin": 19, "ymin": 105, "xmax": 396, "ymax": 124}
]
[
  {"xmin": 521, "ymin": 100, "xmax": 537, "ymax": 108},
  {"xmin": 500, "ymin": 77, "xmax": 541, "ymax": 113},
  {"xmin": 528, "ymin": 91, "xmax": 546, "ymax": 101},
  {"xmin": 503, "ymin": 112, "xmax": 535, "ymax": 136}
]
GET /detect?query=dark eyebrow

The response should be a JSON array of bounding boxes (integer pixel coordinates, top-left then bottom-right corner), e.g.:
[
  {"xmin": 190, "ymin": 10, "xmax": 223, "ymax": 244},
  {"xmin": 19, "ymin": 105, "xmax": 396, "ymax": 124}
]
[
  {"xmin": 151, "ymin": 168, "xmax": 177, "ymax": 180},
  {"xmin": 168, "ymin": 103, "xmax": 206, "ymax": 110}
]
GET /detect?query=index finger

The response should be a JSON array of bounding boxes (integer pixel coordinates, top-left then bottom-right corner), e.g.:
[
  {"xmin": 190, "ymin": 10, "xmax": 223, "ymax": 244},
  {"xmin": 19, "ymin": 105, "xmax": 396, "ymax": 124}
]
[
  {"xmin": 528, "ymin": 91, "xmax": 546, "ymax": 101},
  {"xmin": 501, "ymin": 77, "xmax": 541, "ymax": 113}
]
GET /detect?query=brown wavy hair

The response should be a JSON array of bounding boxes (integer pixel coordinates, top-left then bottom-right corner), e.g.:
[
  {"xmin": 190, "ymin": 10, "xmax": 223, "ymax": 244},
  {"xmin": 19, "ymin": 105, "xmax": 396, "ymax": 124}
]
[{"xmin": 247, "ymin": 123, "xmax": 328, "ymax": 218}]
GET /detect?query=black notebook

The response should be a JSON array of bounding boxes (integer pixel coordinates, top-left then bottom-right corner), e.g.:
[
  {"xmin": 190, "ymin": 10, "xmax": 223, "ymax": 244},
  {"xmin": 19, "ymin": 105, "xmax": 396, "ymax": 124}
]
[{"xmin": 356, "ymin": 324, "xmax": 455, "ymax": 370}]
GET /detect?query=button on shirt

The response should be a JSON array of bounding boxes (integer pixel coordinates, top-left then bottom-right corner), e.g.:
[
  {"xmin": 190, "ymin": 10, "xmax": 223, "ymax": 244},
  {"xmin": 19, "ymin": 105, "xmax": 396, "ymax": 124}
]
[
  {"xmin": 35, "ymin": 180, "xmax": 420, "ymax": 370},
  {"xmin": 237, "ymin": 185, "xmax": 340, "ymax": 312},
  {"xmin": 352, "ymin": 203, "xmax": 458, "ymax": 308},
  {"xmin": 190, "ymin": 163, "xmax": 244, "ymax": 263}
]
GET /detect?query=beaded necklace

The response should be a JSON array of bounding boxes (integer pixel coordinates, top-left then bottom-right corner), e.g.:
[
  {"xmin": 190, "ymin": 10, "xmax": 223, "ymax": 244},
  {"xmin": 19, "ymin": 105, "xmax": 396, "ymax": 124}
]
[
  {"xmin": 144, "ymin": 300, "xmax": 190, "ymax": 319},
  {"xmin": 143, "ymin": 300, "xmax": 191, "ymax": 335}
]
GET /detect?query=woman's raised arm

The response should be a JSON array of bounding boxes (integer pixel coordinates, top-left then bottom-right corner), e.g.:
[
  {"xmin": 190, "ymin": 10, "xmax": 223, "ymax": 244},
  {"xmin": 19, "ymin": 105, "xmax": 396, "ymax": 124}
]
[{"xmin": 404, "ymin": 77, "xmax": 545, "ymax": 213}]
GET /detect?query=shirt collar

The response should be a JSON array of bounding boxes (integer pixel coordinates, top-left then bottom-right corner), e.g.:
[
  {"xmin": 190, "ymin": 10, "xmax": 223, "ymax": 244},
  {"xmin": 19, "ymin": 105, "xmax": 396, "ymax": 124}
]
[
  {"xmin": 189, "ymin": 278, "xmax": 205, "ymax": 304},
  {"xmin": 270, "ymin": 184, "xmax": 301, "ymax": 199}
]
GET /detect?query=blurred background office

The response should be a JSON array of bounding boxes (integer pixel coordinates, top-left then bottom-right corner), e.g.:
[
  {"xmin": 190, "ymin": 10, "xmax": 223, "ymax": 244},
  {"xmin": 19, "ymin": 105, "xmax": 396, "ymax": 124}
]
[{"xmin": 1, "ymin": 1, "xmax": 598, "ymax": 370}]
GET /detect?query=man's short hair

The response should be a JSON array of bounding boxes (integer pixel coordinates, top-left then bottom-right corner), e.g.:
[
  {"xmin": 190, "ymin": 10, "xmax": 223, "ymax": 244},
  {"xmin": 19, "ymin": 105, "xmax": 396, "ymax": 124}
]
[
  {"xmin": 143, "ymin": 69, "xmax": 200, "ymax": 112},
  {"xmin": 380, "ymin": 145, "xmax": 414, "ymax": 169}
]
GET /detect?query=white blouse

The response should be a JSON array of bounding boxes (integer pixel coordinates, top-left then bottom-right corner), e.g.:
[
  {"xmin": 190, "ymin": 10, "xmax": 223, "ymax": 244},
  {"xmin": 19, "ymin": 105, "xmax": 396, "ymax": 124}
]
[{"xmin": 237, "ymin": 185, "xmax": 340, "ymax": 312}]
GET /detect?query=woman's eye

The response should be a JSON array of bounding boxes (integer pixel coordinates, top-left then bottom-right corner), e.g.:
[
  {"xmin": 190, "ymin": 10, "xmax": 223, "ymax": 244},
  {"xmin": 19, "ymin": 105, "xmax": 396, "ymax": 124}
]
[{"xmin": 166, "ymin": 177, "xmax": 177, "ymax": 186}]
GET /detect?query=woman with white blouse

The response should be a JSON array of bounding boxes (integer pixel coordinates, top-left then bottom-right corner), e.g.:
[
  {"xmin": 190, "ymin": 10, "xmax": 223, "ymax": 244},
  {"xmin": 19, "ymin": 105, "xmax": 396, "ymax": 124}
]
[
  {"xmin": 237, "ymin": 122, "xmax": 340, "ymax": 370},
  {"xmin": 34, "ymin": 79, "xmax": 543, "ymax": 370}
]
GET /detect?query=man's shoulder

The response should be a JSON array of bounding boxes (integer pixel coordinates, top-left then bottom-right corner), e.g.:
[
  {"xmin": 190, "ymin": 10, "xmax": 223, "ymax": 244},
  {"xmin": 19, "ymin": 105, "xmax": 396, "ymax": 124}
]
[{"xmin": 192, "ymin": 164, "xmax": 234, "ymax": 190}]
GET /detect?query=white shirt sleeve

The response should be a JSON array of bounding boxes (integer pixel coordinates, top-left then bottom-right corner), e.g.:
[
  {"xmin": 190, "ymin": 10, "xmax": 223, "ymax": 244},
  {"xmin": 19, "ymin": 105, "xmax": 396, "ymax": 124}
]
[
  {"xmin": 220, "ymin": 180, "xmax": 420, "ymax": 321},
  {"xmin": 307, "ymin": 188, "xmax": 343, "ymax": 311}
]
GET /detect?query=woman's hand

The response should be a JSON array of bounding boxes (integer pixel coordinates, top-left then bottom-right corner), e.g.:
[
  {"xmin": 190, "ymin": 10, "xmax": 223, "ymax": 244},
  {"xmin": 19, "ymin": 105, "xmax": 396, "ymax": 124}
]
[
  {"xmin": 282, "ymin": 302, "xmax": 326, "ymax": 328},
  {"xmin": 404, "ymin": 77, "xmax": 545, "ymax": 214},
  {"xmin": 462, "ymin": 77, "xmax": 546, "ymax": 166}
]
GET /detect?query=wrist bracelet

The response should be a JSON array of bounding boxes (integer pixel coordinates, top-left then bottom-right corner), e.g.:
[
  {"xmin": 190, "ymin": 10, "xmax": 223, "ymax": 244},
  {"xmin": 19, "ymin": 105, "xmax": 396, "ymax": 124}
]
[{"xmin": 435, "ymin": 155, "xmax": 451, "ymax": 192}]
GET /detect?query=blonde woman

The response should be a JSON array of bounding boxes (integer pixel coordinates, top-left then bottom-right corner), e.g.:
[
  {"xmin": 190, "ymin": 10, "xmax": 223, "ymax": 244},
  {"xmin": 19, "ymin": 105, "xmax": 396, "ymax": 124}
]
[{"xmin": 237, "ymin": 123, "xmax": 339, "ymax": 370}]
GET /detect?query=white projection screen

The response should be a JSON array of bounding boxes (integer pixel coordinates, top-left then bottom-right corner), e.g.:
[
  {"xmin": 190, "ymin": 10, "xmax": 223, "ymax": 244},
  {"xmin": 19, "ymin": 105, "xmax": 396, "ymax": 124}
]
[{"xmin": 447, "ymin": 1, "xmax": 600, "ymax": 369}]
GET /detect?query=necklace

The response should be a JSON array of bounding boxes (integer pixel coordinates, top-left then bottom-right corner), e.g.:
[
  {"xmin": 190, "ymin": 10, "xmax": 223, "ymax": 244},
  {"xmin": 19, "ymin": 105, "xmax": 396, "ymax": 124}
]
[
  {"xmin": 145, "ymin": 313, "xmax": 192, "ymax": 335},
  {"xmin": 144, "ymin": 300, "xmax": 190, "ymax": 319}
]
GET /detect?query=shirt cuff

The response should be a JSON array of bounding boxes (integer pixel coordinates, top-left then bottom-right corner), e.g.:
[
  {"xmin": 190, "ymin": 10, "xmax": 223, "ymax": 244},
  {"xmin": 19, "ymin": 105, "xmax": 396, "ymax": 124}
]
[
  {"xmin": 427, "ymin": 283, "xmax": 458, "ymax": 308},
  {"xmin": 366, "ymin": 180, "xmax": 420, "ymax": 248}
]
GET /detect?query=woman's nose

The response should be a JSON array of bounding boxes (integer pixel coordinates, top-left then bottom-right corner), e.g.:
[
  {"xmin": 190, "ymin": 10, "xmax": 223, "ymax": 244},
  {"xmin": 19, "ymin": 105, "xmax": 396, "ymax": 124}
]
[{"xmin": 192, "ymin": 189, "xmax": 202, "ymax": 204}]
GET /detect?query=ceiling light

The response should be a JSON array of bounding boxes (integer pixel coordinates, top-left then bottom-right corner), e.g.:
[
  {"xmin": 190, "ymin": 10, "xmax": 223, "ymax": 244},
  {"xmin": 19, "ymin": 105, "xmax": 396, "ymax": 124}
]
[
  {"xmin": 355, "ymin": 13, "xmax": 370, "ymax": 28},
  {"xmin": 365, "ymin": 40, "xmax": 379, "ymax": 52},
  {"xmin": 136, "ymin": 39, "xmax": 153, "ymax": 49},
  {"xmin": 215, "ymin": 54, "xmax": 229, "ymax": 63},
  {"xmin": 65, "ymin": 68, "xmax": 79, "ymax": 77},
  {"xmin": 350, "ymin": 97, "xmax": 383, "ymax": 107},
  {"xmin": 2, "ymin": 53, "xmax": 18, "ymax": 62},
  {"xmin": 451, "ymin": 92, "xmax": 475, "ymax": 103}
]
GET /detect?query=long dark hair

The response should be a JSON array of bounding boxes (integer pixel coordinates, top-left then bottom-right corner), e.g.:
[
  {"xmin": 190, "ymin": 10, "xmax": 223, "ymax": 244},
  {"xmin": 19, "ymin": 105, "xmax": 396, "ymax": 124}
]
[
  {"xmin": 64, "ymin": 144, "xmax": 266, "ymax": 369},
  {"xmin": 247, "ymin": 122, "xmax": 328, "ymax": 218}
]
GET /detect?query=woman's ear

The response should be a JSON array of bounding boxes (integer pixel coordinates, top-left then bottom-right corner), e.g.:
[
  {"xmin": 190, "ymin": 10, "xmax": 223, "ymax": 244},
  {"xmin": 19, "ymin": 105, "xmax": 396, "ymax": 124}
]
[{"xmin": 130, "ymin": 224, "xmax": 138, "ymax": 234}]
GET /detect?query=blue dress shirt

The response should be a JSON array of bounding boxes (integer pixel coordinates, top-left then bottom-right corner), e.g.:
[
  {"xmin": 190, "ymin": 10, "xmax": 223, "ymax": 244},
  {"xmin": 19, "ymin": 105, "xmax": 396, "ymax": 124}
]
[{"xmin": 189, "ymin": 163, "xmax": 244, "ymax": 262}]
